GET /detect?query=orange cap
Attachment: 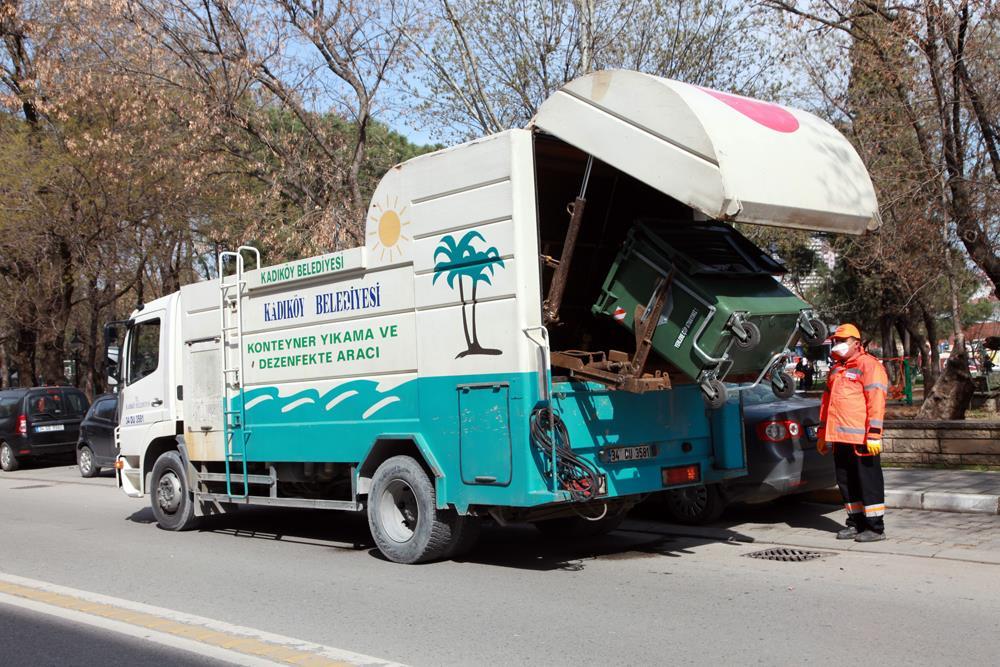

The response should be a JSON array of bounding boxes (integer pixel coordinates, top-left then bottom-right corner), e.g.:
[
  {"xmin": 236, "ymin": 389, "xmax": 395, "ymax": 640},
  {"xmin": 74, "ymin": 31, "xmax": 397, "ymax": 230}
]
[{"xmin": 832, "ymin": 323, "xmax": 861, "ymax": 340}]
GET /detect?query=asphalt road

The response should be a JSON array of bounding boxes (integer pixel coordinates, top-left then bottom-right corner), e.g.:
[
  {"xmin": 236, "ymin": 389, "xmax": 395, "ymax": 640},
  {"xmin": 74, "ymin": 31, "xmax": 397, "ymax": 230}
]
[
  {"xmin": 2, "ymin": 462, "xmax": 1000, "ymax": 666},
  {"xmin": 0, "ymin": 601, "xmax": 228, "ymax": 667}
]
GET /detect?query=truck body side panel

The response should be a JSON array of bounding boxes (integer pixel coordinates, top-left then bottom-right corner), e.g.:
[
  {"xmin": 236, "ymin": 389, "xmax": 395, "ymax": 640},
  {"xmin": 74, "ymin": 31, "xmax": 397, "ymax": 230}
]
[{"xmin": 128, "ymin": 128, "xmax": 746, "ymax": 510}]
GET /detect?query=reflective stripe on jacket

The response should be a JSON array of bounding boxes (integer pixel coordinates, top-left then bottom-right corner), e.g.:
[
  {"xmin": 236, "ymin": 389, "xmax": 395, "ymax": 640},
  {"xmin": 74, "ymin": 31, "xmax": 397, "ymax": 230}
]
[{"xmin": 818, "ymin": 352, "xmax": 888, "ymax": 445}]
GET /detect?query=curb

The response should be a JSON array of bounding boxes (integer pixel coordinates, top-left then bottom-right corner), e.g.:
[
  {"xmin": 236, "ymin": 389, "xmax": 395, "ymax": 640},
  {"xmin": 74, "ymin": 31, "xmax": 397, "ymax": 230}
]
[{"xmin": 808, "ymin": 487, "xmax": 1000, "ymax": 515}]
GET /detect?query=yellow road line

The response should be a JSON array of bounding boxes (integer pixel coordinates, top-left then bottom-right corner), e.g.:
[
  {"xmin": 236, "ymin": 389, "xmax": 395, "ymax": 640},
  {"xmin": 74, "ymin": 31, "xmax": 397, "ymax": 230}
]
[{"xmin": 0, "ymin": 580, "xmax": 352, "ymax": 666}]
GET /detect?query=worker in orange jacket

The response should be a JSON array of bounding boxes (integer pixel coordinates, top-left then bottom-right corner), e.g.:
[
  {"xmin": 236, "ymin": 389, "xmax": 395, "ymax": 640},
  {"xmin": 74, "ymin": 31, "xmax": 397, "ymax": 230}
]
[{"xmin": 816, "ymin": 323, "xmax": 888, "ymax": 542}]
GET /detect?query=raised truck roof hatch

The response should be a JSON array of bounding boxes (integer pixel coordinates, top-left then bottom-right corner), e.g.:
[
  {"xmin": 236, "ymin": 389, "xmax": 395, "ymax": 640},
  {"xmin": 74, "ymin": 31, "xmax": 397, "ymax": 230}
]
[{"xmin": 529, "ymin": 70, "xmax": 879, "ymax": 235}]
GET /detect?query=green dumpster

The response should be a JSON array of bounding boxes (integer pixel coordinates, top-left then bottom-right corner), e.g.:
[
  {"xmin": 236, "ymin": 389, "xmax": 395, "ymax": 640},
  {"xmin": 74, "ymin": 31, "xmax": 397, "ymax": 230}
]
[{"xmin": 592, "ymin": 220, "xmax": 826, "ymax": 406}]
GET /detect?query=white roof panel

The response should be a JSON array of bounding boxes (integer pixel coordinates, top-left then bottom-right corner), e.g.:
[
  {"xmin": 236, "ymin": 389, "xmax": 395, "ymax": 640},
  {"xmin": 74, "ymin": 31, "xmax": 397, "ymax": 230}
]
[{"xmin": 530, "ymin": 70, "xmax": 879, "ymax": 235}]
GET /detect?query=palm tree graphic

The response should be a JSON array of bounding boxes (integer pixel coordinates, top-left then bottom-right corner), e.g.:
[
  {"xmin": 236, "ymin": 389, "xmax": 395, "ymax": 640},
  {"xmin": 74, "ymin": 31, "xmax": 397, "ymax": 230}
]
[{"xmin": 433, "ymin": 231, "xmax": 506, "ymax": 358}]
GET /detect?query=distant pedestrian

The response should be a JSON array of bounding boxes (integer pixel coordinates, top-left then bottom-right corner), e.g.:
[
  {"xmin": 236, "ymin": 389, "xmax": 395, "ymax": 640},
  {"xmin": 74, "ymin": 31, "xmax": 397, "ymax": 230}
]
[
  {"xmin": 815, "ymin": 323, "xmax": 888, "ymax": 542},
  {"xmin": 795, "ymin": 359, "xmax": 807, "ymax": 390},
  {"xmin": 803, "ymin": 359, "xmax": 814, "ymax": 391}
]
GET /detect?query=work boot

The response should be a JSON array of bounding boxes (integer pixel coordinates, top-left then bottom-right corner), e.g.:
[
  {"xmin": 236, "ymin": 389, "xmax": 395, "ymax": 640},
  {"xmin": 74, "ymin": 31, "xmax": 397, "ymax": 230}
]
[
  {"xmin": 836, "ymin": 526, "xmax": 858, "ymax": 540},
  {"xmin": 854, "ymin": 530, "xmax": 886, "ymax": 543}
]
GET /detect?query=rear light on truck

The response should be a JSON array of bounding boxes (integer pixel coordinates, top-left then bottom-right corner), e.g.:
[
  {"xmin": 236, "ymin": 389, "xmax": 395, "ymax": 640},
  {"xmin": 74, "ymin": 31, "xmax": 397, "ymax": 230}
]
[
  {"xmin": 757, "ymin": 420, "xmax": 801, "ymax": 442},
  {"xmin": 662, "ymin": 464, "xmax": 700, "ymax": 486},
  {"xmin": 16, "ymin": 414, "xmax": 27, "ymax": 436}
]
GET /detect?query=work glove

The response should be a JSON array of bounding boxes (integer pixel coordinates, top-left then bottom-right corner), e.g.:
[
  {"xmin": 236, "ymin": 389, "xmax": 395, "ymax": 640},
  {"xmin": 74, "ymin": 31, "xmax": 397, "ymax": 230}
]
[
  {"xmin": 816, "ymin": 433, "xmax": 830, "ymax": 456},
  {"xmin": 865, "ymin": 437, "xmax": 882, "ymax": 456}
]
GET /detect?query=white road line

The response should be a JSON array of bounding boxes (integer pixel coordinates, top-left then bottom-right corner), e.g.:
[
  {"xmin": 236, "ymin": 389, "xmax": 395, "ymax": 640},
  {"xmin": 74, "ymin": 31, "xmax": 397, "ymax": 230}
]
[{"xmin": 0, "ymin": 572, "xmax": 405, "ymax": 667}]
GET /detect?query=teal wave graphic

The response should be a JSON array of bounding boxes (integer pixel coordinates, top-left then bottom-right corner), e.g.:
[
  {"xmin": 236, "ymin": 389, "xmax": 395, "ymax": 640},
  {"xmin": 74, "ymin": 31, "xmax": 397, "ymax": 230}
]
[{"xmin": 236, "ymin": 379, "xmax": 414, "ymax": 423}]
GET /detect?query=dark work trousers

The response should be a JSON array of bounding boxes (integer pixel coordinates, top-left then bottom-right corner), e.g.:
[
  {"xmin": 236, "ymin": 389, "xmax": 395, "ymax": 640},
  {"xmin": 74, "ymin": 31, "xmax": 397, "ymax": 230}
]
[{"xmin": 833, "ymin": 443, "xmax": 886, "ymax": 533}]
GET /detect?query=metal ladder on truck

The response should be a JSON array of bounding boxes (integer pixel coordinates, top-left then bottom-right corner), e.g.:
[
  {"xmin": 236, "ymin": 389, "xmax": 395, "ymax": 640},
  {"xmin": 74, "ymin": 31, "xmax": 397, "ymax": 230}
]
[{"xmin": 218, "ymin": 246, "xmax": 260, "ymax": 499}]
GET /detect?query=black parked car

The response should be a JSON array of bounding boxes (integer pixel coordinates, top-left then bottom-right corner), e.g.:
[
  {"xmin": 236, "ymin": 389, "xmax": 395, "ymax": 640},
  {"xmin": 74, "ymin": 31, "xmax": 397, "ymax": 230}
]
[
  {"xmin": 77, "ymin": 393, "xmax": 118, "ymax": 478},
  {"xmin": 0, "ymin": 387, "xmax": 91, "ymax": 472},
  {"xmin": 660, "ymin": 384, "xmax": 834, "ymax": 524}
]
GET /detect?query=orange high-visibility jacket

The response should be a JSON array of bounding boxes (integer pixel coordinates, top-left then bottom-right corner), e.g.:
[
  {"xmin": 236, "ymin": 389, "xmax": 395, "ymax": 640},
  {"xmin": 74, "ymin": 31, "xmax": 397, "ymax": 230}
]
[{"xmin": 818, "ymin": 351, "xmax": 888, "ymax": 445}]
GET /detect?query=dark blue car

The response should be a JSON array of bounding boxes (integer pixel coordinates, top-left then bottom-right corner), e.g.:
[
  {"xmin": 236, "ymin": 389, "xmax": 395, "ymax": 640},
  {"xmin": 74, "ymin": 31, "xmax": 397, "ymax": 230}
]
[
  {"xmin": 660, "ymin": 384, "xmax": 834, "ymax": 524},
  {"xmin": 77, "ymin": 393, "xmax": 119, "ymax": 477}
]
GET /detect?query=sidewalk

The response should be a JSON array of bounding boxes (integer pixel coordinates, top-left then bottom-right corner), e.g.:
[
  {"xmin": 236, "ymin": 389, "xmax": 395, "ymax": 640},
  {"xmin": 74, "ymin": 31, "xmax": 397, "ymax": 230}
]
[
  {"xmin": 625, "ymin": 502, "xmax": 1000, "ymax": 565},
  {"xmin": 812, "ymin": 468, "xmax": 1000, "ymax": 515}
]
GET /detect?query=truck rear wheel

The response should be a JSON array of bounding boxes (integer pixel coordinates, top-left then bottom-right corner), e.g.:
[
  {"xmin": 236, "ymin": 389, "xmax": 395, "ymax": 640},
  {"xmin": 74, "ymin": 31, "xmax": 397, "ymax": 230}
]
[
  {"xmin": 368, "ymin": 455, "xmax": 459, "ymax": 564},
  {"xmin": 150, "ymin": 451, "xmax": 200, "ymax": 531}
]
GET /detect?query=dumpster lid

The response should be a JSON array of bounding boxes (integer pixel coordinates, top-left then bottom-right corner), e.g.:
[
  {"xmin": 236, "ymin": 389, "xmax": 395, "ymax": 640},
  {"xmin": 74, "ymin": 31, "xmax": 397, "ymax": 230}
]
[{"xmin": 529, "ymin": 70, "xmax": 880, "ymax": 235}]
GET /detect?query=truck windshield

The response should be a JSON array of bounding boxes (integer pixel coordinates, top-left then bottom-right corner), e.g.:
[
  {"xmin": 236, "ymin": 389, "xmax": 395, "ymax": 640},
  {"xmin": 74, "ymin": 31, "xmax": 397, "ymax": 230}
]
[{"xmin": 128, "ymin": 319, "xmax": 161, "ymax": 384}]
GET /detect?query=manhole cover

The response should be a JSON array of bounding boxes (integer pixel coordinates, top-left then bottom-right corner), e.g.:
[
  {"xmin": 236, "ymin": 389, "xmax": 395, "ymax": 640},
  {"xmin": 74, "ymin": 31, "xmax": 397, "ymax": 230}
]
[
  {"xmin": 11, "ymin": 484, "xmax": 52, "ymax": 490},
  {"xmin": 743, "ymin": 547, "xmax": 833, "ymax": 562}
]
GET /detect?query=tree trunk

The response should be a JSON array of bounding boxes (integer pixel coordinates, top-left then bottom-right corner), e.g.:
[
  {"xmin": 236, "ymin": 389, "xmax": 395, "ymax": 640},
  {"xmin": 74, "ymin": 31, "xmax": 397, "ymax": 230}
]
[
  {"xmin": 880, "ymin": 315, "xmax": 895, "ymax": 383},
  {"xmin": 917, "ymin": 275, "xmax": 974, "ymax": 419},
  {"xmin": 0, "ymin": 343, "xmax": 8, "ymax": 389},
  {"xmin": 921, "ymin": 305, "xmax": 941, "ymax": 394},
  {"xmin": 916, "ymin": 342, "xmax": 974, "ymax": 419}
]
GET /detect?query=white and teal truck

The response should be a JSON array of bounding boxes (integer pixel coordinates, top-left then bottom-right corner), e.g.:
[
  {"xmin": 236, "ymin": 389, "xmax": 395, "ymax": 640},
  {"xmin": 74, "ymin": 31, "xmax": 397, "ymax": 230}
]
[{"xmin": 114, "ymin": 70, "xmax": 878, "ymax": 563}]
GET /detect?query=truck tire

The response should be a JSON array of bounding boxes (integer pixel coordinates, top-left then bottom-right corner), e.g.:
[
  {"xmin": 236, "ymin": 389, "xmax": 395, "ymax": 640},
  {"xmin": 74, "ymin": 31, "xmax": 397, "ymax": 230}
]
[
  {"xmin": 0, "ymin": 442, "xmax": 19, "ymax": 472},
  {"xmin": 661, "ymin": 484, "xmax": 726, "ymax": 525},
  {"xmin": 78, "ymin": 445, "xmax": 99, "ymax": 478},
  {"xmin": 535, "ymin": 505, "xmax": 628, "ymax": 539},
  {"xmin": 367, "ymin": 455, "xmax": 459, "ymax": 564},
  {"xmin": 150, "ymin": 451, "xmax": 200, "ymax": 531}
]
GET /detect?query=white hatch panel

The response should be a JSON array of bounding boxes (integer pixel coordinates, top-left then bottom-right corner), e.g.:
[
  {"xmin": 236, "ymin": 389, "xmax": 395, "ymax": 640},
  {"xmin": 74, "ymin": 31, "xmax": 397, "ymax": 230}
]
[{"xmin": 530, "ymin": 70, "xmax": 879, "ymax": 235}]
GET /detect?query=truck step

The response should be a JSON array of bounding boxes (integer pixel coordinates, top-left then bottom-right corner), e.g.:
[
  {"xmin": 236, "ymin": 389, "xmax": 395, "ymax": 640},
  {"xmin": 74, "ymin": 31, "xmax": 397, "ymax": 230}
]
[
  {"xmin": 196, "ymin": 492, "xmax": 362, "ymax": 512},
  {"xmin": 198, "ymin": 472, "xmax": 273, "ymax": 485}
]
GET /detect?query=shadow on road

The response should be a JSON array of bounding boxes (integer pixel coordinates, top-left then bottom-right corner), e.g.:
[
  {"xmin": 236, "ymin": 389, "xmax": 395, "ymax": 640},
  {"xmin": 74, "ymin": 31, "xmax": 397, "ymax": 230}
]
[
  {"xmin": 123, "ymin": 497, "xmax": 842, "ymax": 571},
  {"xmin": 450, "ymin": 524, "xmax": 747, "ymax": 572},
  {"xmin": 720, "ymin": 499, "xmax": 844, "ymax": 534},
  {"xmin": 631, "ymin": 495, "xmax": 844, "ymax": 536},
  {"xmin": 194, "ymin": 506, "xmax": 752, "ymax": 570}
]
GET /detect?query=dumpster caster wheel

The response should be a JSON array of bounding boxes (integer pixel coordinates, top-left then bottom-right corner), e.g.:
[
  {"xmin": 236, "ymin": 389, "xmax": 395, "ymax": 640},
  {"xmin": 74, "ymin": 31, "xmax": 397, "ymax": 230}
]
[
  {"xmin": 771, "ymin": 372, "xmax": 795, "ymax": 399},
  {"xmin": 733, "ymin": 321, "xmax": 761, "ymax": 350},
  {"xmin": 701, "ymin": 379, "xmax": 728, "ymax": 409},
  {"xmin": 800, "ymin": 318, "xmax": 828, "ymax": 346}
]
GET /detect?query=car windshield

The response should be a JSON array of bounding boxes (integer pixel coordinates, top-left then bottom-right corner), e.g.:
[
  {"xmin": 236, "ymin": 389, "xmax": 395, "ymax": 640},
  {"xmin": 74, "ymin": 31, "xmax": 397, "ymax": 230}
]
[
  {"xmin": 64, "ymin": 391, "xmax": 89, "ymax": 416},
  {"xmin": 734, "ymin": 383, "xmax": 782, "ymax": 407},
  {"xmin": 0, "ymin": 396, "xmax": 20, "ymax": 418}
]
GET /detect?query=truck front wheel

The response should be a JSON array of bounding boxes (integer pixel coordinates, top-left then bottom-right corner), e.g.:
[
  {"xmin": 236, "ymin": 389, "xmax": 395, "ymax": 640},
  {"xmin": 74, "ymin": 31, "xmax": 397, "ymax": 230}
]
[
  {"xmin": 150, "ymin": 451, "xmax": 200, "ymax": 531},
  {"xmin": 367, "ymin": 455, "xmax": 461, "ymax": 564}
]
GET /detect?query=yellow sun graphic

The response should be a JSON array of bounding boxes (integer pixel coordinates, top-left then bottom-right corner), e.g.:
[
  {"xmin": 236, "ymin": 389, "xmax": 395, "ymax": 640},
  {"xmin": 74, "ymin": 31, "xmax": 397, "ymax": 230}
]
[{"xmin": 367, "ymin": 196, "xmax": 410, "ymax": 262}]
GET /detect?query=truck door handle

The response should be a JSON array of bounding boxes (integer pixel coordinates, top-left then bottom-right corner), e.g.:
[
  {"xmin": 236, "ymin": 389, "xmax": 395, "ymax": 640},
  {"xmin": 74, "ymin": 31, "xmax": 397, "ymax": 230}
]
[{"xmin": 151, "ymin": 398, "xmax": 163, "ymax": 407}]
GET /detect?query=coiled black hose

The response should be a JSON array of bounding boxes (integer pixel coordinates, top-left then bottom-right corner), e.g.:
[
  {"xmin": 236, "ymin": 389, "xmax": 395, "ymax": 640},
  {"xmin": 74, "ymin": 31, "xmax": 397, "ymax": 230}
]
[{"xmin": 529, "ymin": 407, "xmax": 603, "ymax": 502}]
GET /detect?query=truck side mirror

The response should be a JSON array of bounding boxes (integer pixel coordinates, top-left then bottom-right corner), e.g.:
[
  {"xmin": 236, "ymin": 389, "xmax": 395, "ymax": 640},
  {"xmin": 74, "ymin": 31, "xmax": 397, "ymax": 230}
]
[{"xmin": 103, "ymin": 321, "xmax": 127, "ymax": 389}]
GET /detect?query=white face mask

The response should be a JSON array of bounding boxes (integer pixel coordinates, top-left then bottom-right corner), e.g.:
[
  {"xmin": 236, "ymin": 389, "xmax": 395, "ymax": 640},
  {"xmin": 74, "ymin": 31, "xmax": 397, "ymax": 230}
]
[{"xmin": 831, "ymin": 342, "xmax": 850, "ymax": 359}]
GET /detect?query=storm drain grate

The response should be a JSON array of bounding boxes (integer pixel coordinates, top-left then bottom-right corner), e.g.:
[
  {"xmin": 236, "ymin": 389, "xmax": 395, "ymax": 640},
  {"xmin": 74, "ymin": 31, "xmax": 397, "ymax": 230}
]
[
  {"xmin": 743, "ymin": 547, "xmax": 833, "ymax": 562},
  {"xmin": 10, "ymin": 484, "xmax": 52, "ymax": 490}
]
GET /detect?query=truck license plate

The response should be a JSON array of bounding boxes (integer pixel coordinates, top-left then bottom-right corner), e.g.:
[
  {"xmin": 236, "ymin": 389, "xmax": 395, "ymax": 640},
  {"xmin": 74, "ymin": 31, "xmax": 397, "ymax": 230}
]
[
  {"xmin": 605, "ymin": 444, "xmax": 656, "ymax": 464},
  {"xmin": 35, "ymin": 424, "xmax": 64, "ymax": 433}
]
